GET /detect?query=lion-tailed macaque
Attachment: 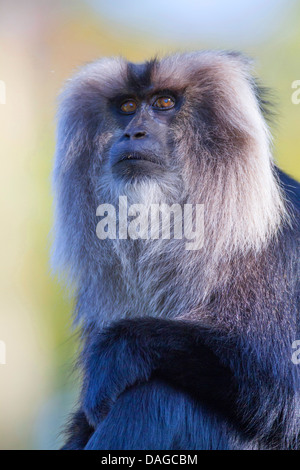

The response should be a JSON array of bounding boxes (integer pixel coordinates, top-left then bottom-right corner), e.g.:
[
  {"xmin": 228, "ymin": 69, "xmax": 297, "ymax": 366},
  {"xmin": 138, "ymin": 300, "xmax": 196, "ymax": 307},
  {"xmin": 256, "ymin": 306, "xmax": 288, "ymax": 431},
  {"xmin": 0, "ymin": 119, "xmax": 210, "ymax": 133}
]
[{"xmin": 52, "ymin": 52, "xmax": 300, "ymax": 450}]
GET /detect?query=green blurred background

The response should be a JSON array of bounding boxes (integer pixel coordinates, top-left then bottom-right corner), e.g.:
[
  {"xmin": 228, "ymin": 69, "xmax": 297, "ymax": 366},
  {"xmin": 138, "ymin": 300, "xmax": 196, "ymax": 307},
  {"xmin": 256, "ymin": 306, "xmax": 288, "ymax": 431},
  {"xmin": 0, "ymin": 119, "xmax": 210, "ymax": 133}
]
[{"xmin": 0, "ymin": 0, "xmax": 299, "ymax": 450}]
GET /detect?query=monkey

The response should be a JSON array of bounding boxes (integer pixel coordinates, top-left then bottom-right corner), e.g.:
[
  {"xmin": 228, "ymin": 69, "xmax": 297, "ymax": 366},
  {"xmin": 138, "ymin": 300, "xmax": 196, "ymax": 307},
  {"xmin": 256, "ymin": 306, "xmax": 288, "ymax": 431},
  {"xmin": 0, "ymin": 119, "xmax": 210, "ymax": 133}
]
[{"xmin": 52, "ymin": 51, "xmax": 300, "ymax": 450}]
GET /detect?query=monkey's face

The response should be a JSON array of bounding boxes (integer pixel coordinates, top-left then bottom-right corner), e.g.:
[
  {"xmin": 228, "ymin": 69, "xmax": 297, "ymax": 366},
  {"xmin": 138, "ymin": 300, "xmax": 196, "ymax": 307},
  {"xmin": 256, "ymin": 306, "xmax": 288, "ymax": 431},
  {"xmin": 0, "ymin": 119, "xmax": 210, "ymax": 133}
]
[
  {"xmin": 108, "ymin": 90, "xmax": 180, "ymax": 183},
  {"xmin": 55, "ymin": 53, "xmax": 260, "ymax": 204}
]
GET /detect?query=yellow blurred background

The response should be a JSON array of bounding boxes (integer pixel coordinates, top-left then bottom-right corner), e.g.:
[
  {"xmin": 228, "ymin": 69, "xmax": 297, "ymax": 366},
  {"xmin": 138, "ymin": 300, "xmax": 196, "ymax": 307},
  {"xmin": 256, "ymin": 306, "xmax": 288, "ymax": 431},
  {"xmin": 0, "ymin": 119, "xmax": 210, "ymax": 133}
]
[{"xmin": 0, "ymin": 0, "xmax": 299, "ymax": 449}]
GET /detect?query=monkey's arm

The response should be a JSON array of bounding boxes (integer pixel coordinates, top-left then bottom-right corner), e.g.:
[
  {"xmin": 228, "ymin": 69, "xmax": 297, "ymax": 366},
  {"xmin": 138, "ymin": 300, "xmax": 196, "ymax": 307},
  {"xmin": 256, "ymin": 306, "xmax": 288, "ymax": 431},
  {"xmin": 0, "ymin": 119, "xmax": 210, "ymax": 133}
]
[
  {"xmin": 84, "ymin": 378, "xmax": 234, "ymax": 450},
  {"xmin": 63, "ymin": 380, "xmax": 236, "ymax": 450},
  {"xmin": 82, "ymin": 318, "xmax": 243, "ymax": 431}
]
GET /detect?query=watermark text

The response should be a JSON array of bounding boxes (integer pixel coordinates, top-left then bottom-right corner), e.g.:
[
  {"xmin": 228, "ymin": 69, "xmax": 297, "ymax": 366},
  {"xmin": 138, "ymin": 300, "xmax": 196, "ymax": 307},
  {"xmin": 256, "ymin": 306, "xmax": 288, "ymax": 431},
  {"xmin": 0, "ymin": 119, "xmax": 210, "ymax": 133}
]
[
  {"xmin": 96, "ymin": 196, "xmax": 204, "ymax": 251},
  {"xmin": 291, "ymin": 80, "xmax": 300, "ymax": 105},
  {"xmin": 292, "ymin": 340, "xmax": 300, "ymax": 365}
]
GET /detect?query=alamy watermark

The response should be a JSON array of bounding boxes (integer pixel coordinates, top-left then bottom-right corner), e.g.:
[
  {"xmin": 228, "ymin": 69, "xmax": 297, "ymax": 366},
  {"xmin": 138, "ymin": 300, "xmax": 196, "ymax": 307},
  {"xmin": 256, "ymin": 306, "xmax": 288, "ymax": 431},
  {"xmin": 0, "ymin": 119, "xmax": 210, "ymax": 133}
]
[
  {"xmin": 0, "ymin": 340, "xmax": 6, "ymax": 365},
  {"xmin": 292, "ymin": 340, "xmax": 300, "ymax": 365},
  {"xmin": 0, "ymin": 80, "xmax": 6, "ymax": 105},
  {"xmin": 96, "ymin": 196, "xmax": 204, "ymax": 251},
  {"xmin": 291, "ymin": 80, "xmax": 300, "ymax": 105}
]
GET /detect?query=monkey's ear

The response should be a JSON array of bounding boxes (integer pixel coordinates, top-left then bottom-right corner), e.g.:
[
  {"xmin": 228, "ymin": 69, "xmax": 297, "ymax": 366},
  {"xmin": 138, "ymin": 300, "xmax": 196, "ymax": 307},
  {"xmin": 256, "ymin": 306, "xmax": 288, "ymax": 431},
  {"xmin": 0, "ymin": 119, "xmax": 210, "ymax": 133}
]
[
  {"xmin": 54, "ymin": 57, "xmax": 127, "ymax": 174},
  {"xmin": 54, "ymin": 90, "xmax": 96, "ymax": 174},
  {"xmin": 221, "ymin": 51, "xmax": 274, "ymax": 119},
  {"xmin": 203, "ymin": 51, "xmax": 271, "ymax": 144}
]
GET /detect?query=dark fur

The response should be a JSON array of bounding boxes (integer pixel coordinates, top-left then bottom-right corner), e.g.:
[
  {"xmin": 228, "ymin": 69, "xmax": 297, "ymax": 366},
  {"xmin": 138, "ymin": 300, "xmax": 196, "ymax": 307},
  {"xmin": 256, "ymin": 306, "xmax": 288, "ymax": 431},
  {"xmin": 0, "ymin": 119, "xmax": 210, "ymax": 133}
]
[{"xmin": 53, "ymin": 52, "xmax": 300, "ymax": 450}]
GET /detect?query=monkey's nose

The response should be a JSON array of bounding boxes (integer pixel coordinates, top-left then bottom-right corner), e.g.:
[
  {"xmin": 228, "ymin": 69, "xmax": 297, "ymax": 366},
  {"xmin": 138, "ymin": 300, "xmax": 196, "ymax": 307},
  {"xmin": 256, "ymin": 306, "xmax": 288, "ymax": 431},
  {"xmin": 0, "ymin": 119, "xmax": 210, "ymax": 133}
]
[{"xmin": 123, "ymin": 129, "xmax": 147, "ymax": 140}]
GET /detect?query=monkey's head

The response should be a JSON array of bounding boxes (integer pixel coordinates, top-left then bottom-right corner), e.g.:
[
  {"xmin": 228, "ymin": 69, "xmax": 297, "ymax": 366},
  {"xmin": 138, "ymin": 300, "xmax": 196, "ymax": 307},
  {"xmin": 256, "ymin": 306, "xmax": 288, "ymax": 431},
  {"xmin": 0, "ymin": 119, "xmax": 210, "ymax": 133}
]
[{"xmin": 52, "ymin": 51, "xmax": 286, "ymax": 295}]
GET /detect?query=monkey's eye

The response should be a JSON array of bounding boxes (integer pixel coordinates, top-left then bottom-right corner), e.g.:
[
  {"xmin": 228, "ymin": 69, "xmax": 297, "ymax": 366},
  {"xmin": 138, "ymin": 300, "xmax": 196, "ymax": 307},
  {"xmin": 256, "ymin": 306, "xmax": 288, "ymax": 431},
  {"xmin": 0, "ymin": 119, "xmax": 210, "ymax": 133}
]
[
  {"xmin": 120, "ymin": 100, "xmax": 137, "ymax": 114},
  {"xmin": 152, "ymin": 96, "xmax": 175, "ymax": 110}
]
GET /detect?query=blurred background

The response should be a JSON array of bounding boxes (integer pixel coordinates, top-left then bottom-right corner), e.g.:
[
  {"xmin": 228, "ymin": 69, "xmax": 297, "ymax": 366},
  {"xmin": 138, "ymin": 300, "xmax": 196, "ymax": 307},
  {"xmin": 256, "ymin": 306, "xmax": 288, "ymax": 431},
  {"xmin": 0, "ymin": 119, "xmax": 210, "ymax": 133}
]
[{"xmin": 0, "ymin": 0, "xmax": 299, "ymax": 450}]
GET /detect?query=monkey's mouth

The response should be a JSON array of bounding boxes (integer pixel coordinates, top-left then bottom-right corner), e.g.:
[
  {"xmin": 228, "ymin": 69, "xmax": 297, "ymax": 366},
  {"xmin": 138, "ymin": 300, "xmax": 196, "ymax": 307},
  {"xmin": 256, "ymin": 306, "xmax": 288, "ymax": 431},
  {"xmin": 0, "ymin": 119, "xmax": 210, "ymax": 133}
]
[
  {"xmin": 111, "ymin": 151, "xmax": 165, "ymax": 180},
  {"xmin": 118, "ymin": 152, "xmax": 159, "ymax": 165}
]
